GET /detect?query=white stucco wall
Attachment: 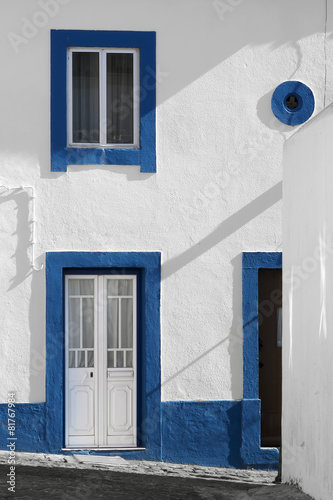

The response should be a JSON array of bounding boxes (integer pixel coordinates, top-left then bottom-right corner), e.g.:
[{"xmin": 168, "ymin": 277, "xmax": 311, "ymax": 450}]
[
  {"xmin": 0, "ymin": 0, "xmax": 329, "ymax": 404},
  {"xmin": 283, "ymin": 105, "xmax": 333, "ymax": 499}
]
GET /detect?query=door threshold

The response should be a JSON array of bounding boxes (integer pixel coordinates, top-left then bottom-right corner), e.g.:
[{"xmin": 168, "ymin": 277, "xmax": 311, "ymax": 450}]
[{"xmin": 62, "ymin": 447, "xmax": 146, "ymax": 451}]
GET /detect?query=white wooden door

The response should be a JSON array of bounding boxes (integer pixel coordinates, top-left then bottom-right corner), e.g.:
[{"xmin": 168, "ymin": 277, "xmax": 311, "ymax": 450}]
[{"xmin": 65, "ymin": 275, "xmax": 137, "ymax": 448}]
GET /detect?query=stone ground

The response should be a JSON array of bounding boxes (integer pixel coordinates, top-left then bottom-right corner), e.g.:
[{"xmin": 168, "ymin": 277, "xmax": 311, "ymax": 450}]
[{"xmin": 0, "ymin": 452, "xmax": 314, "ymax": 499}]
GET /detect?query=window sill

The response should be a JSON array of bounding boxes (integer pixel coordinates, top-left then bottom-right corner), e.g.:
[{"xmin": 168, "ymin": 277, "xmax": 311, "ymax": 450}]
[
  {"xmin": 67, "ymin": 144, "xmax": 140, "ymax": 150},
  {"xmin": 51, "ymin": 146, "xmax": 143, "ymax": 171},
  {"xmin": 61, "ymin": 447, "xmax": 146, "ymax": 451}
]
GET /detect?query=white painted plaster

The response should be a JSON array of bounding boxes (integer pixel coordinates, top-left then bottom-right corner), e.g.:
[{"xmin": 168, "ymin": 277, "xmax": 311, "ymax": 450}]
[
  {"xmin": 0, "ymin": 0, "xmax": 329, "ymax": 403},
  {"xmin": 283, "ymin": 104, "xmax": 333, "ymax": 500}
]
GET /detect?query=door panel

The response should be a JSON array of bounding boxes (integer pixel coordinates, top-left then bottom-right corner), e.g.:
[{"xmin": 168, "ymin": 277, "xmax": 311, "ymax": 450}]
[
  {"xmin": 107, "ymin": 379, "xmax": 134, "ymax": 432},
  {"xmin": 68, "ymin": 369, "xmax": 95, "ymax": 437},
  {"xmin": 107, "ymin": 377, "xmax": 135, "ymax": 446}
]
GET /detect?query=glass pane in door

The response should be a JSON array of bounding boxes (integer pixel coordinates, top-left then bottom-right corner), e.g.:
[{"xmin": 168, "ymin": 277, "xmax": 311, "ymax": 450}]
[
  {"xmin": 82, "ymin": 298, "xmax": 94, "ymax": 348},
  {"xmin": 68, "ymin": 298, "xmax": 80, "ymax": 348},
  {"xmin": 121, "ymin": 298, "xmax": 133, "ymax": 348},
  {"xmin": 68, "ymin": 278, "xmax": 95, "ymax": 368},
  {"xmin": 107, "ymin": 298, "xmax": 119, "ymax": 348}
]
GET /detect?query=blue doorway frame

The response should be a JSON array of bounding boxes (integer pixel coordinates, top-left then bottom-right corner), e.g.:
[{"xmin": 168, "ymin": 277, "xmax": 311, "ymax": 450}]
[
  {"xmin": 241, "ymin": 252, "xmax": 281, "ymax": 469},
  {"xmin": 45, "ymin": 251, "xmax": 161, "ymax": 459}
]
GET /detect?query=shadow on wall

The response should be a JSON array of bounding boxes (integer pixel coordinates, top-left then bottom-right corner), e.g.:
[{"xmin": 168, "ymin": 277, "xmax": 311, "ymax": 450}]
[
  {"xmin": 0, "ymin": 188, "xmax": 45, "ymax": 402},
  {"xmin": 0, "ymin": 188, "xmax": 31, "ymax": 290},
  {"xmin": 162, "ymin": 181, "xmax": 282, "ymax": 280},
  {"xmin": 160, "ymin": 183, "xmax": 282, "ymax": 398},
  {"xmin": 153, "ymin": 336, "xmax": 230, "ymax": 399}
]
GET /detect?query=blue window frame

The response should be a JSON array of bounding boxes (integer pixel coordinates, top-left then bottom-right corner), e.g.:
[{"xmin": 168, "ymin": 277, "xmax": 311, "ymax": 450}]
[{"xmin": 51, "ymin": 30, "xmax": 156, "ymax": 173}]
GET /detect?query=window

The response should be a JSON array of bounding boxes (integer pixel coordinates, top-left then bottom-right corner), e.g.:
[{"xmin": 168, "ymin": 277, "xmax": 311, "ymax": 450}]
[
  {"xmin": 68, "ymin": 48, "xmax": 139, "ymax": 148},
  {"xmin": 51, "ymin": 31, "xmax": 156, "ymax": 172}
]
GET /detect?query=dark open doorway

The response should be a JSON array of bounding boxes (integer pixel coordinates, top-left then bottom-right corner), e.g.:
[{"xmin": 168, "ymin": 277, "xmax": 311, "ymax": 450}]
[{"xmin": 258, "ymin": 268, "xmax": 282, "ymax": 448}]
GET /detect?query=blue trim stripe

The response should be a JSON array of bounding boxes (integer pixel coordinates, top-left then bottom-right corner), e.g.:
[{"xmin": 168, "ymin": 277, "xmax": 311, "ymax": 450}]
[
  {"xmin": 0, "ymin": 397, "xmax": 275, "ymax": 469},
  {"xmin": 51, "ymin": 30, "xmax": 156, "ymax": 172}
]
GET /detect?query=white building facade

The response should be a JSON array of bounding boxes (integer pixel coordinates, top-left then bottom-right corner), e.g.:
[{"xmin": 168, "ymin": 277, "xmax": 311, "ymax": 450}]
[
  {"xmin": 0, "ymin": 0, "xmax": 332, "ymax": 471},
  {"xmin": 283, "ymin": 104, "xmax": 333, "ymax": 500}
]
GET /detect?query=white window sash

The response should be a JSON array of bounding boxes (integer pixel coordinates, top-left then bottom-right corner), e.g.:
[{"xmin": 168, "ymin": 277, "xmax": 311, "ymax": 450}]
[{"xmin": 67, "ymin": 47, "xmax": 139, "ymax": 149}]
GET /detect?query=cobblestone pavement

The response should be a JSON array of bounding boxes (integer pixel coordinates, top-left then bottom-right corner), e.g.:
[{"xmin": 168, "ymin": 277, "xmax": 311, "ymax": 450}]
[{"xmin": 0, "ymin": 452, "xmax": 314, "ymax": 499}]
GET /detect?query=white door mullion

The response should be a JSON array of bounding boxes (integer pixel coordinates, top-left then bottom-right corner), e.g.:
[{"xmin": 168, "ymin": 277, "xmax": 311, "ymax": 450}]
[
  {"xmin": 79, "ymin": 298, "xmax": 83, "ymax": 353},
  {"xmin": 93, "ymin": 276, "xmax": 98, "ymax": 446},
  {"xmin": 65, "ymin": 277, "xmax": 69, "ymax": 446},
  {"xmin": 118, "ymin": 298, "xmax": 122, "ymax": 367},
  {"xmin": 100, "ymin": 50, "xmax": 107, "ymax": 146},
  {"xmin": 102, "ymin": 276, "xmax": 108, "ymax": 445},
  {"xmin": 97, "ymin": 275, "xmax": 105, "ymax": 446}
]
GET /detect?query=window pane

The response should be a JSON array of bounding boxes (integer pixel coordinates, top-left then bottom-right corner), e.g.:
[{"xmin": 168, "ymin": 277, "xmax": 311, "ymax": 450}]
[
  {"xmin": 69, "ymin": 351, "xmax": 75, "ymax": 368},
  {"xmin": 121, "ymin": 298, "xmax": 133, "ymax": 348},
  {"xmin": 68, "ymin": 279, "xmax": 94, "ymax": 296},
  {"xmin": 107, "ymin": 351, "xmax": 115, "ymax": 368},
  {"xmin": 107, "ymin": 279, "xmax": 133, "ymax": 296},
  {"xmin": 68, "ymin": 298, "xmax": 80, "ymax": 348},
  {"xmin": 107, "ymin": 279, "xmax": 118, "ymax": 296},
  {"xmin": 126, "ymin": 351, "xmax": 133, "ymax": 368},
  {"xmin": 107, "ymin": 298, "xmax": 119, "ymax": 348},
  {"xmin": 119, "ymin": 279, "xmax": 133, "ymax": 296},
  {"xmin": 78, "ymin": 350, "xmax": 85, "ymax": 368},
  {"xmin": 116, "ymin": 351, "xmax": 124, "ymax": 368},
  {"xmin": 68, "ymin": 279, "xmax": 80, "ymax": 295},
  {"xmin": 87, "ymin": 350, "xmax": 94, "ymax": 368},
  {"xmin": 72, "ymin": 52, "xmax": 99, "ymax": 143},
  {"xmin": 107, "ymin": 53, "xmax": 133, "ymax": 144},
  {"xmin": 79, "ymin": 279, "xmax": 94, "ymax": 295},
  {"xmin": 82, "ymin": 298, "xmax": 94, "ymax": 348}
]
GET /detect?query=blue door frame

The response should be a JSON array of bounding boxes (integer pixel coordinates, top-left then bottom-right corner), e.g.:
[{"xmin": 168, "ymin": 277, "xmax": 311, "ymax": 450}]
[{"xmin": 241, "ymin": 252, "xmax": 281, "ymax": 469}]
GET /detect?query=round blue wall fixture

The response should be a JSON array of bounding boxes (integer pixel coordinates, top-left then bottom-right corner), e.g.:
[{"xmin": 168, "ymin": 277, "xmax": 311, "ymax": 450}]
[{"xmin": 271, "ymin": 81, "xmax": 315, "ymax": 126}]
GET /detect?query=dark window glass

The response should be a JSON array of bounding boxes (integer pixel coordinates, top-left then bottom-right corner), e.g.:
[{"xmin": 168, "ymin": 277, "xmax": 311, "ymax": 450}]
[
  {"xmin": 72, "ymin": 52, "xmax": 100, "ymax": 143},
  {"xmin": 107, "ymin": 53, "xmax": 134, "ymax": 144}
]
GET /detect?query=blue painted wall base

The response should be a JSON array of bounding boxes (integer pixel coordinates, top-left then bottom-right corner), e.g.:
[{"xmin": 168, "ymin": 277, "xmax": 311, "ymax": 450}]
[
  {"xmin": 0, "ymin": 404, "xmax": 46, "ymax": 453},
  {"xmin": 161, "ymin": 401, "xmax": 242, "ymax": 468},
  {"xmin": 0, "ymin": 399, "xmax": 278, "ymax": 469},
  {"xmin": 241, "ymin": 399, "xmax": 279, "ymax": 470}
]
